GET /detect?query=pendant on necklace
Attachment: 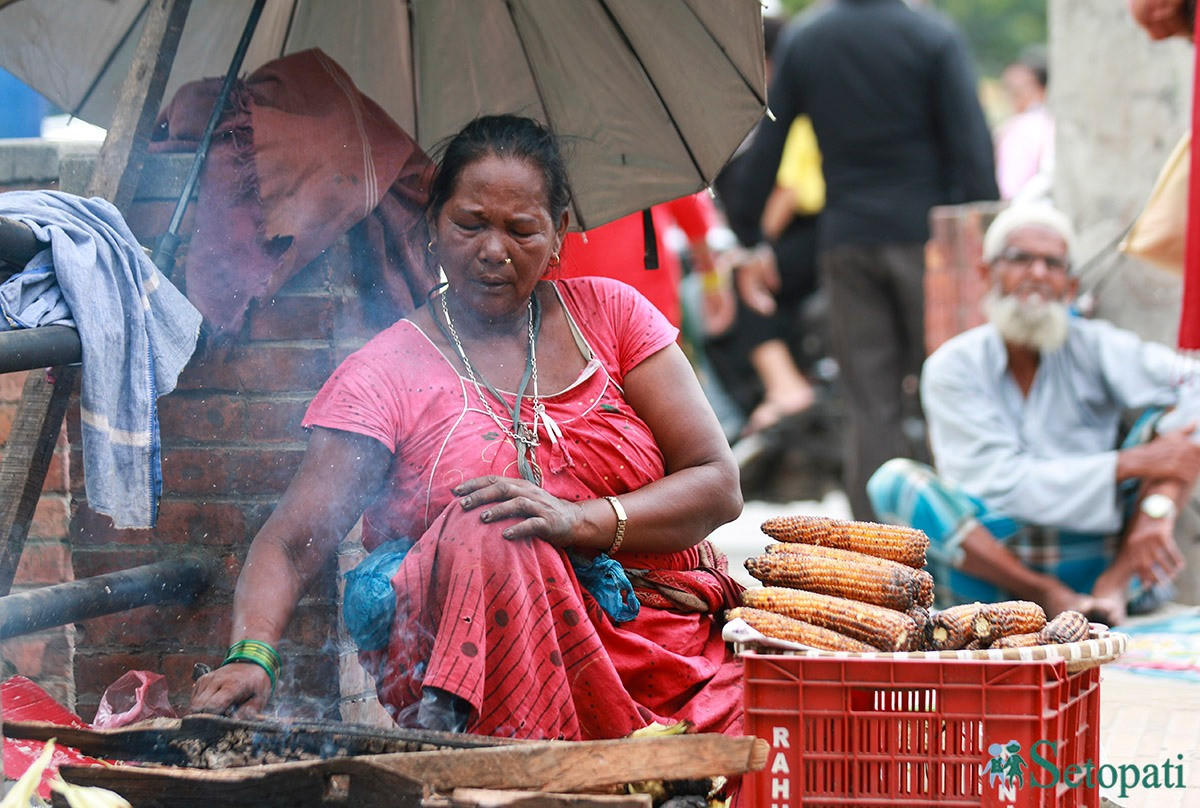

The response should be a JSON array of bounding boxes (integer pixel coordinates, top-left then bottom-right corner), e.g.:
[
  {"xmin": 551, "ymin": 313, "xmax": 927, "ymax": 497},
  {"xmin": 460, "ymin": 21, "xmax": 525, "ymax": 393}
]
[{"xmin": 536, "ymin": 403, "xmax": 562, "ymax": 445}]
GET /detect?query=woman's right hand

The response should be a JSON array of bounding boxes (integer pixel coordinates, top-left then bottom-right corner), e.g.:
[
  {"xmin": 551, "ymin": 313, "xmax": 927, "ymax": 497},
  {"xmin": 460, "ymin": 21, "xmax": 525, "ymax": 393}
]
[{"xmin": 189, "ymin": 662, "xmax": 272, "ymax": 717}]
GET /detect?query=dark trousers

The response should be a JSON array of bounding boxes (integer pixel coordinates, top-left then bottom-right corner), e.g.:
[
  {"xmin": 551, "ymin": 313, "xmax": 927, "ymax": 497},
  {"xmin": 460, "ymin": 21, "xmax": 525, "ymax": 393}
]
[
  {"xmin": 820, "ymin": 243, "xmax": 930, "ymax": 520},
  {"xmin": 738, "ymin": 216, "xmax": 820, "ymax": 349}
]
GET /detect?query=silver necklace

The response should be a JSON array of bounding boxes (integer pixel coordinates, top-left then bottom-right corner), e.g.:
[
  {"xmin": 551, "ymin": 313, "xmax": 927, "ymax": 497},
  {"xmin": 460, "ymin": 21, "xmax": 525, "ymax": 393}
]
[{"xmin": 439, "ymin": 287, "xmax": 544, "ymax": 483}]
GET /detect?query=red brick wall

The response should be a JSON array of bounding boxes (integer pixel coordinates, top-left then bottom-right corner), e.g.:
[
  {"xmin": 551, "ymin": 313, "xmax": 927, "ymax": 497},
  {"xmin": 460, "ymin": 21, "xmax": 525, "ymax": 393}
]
[
  {"xmin": 2, "ymin": 151, "xmax": 394, "ymax": 723},
  {"xmin": 57, "ymin": 150, "xmax": 393, "ymax": 721},
  {"xmin": 67, "ymin": 234, "xmax": 389, "ymax": 720}
]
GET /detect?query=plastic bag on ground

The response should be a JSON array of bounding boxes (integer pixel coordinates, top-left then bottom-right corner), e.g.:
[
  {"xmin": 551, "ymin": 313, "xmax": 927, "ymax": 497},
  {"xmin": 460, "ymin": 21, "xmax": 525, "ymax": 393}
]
[{"xmin": 92, "ymin": 670, "xmax": 177, "ymax": 729}]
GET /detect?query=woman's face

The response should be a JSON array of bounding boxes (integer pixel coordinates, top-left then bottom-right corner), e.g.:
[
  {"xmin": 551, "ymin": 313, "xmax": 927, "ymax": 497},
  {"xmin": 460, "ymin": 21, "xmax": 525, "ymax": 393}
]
[{"xmin": 432, "ymin": 153, "xmax": 568, "ymax": 322}]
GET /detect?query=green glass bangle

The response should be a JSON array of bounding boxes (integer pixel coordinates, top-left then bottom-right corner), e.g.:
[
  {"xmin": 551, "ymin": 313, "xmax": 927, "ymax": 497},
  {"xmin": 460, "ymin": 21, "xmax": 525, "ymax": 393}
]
[
  {"xmin": 222, "ymin": 653, "xmax": 278, "ymax": 688},
  {"xmin": 221, "ymin": 640, "xmax": 282, "ymax": 689},
  {"xmin": 227, "ymin": 639, "xmax": 282, "ymax": 668}
]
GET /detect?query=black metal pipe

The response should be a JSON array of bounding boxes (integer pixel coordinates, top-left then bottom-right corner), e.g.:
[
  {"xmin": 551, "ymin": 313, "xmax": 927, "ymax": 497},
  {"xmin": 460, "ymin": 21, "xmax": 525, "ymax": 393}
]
[
  {"xmin": 0, "ymin": 215, "xmax": 42, "ymax": 271},
  {"xmin": 153, "ymin": 0, "xmax": 267, "ymax": 277},
  {"xmin": 0, "ymin": 556, "xmax": 212, "ymax": 639},
  {"xmin": 0, "ymin": 325, "xmax": 82, "ymax": 373}
]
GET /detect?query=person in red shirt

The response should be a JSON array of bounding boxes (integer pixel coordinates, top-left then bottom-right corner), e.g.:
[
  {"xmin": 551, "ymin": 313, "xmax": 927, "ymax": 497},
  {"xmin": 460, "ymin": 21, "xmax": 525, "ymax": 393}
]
[{"xmin": 558, "ymin": 193, "xmax": 719, "ymax": 330}]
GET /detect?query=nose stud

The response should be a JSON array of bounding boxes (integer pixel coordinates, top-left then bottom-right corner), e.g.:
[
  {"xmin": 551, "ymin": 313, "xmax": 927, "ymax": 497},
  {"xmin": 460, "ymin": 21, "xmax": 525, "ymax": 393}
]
[{"xmin": 503, "ymin": 258, "xmax": 513, "ymax": 264}]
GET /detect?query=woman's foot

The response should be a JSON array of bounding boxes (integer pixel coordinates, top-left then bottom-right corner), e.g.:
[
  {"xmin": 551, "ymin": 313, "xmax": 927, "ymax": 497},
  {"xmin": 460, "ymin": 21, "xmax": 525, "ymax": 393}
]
[{"xmin": 744, "ymin": 340, "xmax": 816, "ymax": 436}]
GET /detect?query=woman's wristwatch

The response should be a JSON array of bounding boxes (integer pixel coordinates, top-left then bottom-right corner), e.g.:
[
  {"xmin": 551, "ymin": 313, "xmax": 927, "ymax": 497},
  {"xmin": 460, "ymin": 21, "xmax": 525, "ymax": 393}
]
[{"xmin": 604, "ymin": 496, "xmax": 627, "ymax": 555}]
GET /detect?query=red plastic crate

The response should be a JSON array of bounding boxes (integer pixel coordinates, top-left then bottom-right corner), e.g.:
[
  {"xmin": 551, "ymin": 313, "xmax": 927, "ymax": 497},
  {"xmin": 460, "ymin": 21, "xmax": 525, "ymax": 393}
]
[{"xmin": 742, "ymin": 653, "xmax": 1102, "ymax": 808}]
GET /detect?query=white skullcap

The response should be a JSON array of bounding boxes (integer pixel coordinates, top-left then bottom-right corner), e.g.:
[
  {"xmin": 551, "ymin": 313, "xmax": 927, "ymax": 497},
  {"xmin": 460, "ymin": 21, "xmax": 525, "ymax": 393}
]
[{"xmin": 982, "ymin": 203, "xmax": 1077, "ymax": 270}]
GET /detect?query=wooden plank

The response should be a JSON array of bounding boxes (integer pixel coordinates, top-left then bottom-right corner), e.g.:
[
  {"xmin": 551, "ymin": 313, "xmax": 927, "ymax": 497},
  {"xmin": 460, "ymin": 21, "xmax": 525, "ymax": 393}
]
[
  {"xmin": 62, "ymin": 759, "xmax": 429, "ymax": 808},
  {"xmin": 0, "ymin": 0, "xmax": 191, "ymax": 597},
  {"xmin": 443, "ymin": 789, "xmax": 652, "ymax": 808},
  {"xmin": 4, "ymin": 714, "xmax": 518, "ymax": 766},
  {"xmin": 377, "ymin": 734, "xmax": 767, "ymax": 793},
  {"xmin": 63, "ymin": 734, "xmax": 768, "ymax": 797}
]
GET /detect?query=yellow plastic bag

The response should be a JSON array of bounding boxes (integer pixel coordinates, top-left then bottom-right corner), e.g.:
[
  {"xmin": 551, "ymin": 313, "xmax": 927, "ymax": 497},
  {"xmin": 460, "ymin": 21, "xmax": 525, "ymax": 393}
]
[{"xmin": 1120, "ymin": 130, "xmax": 1190, "ymax": 276}]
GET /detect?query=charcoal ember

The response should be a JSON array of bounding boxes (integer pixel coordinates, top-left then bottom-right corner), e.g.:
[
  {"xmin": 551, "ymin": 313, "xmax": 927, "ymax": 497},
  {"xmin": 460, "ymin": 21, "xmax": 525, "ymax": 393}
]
[{"xmin": 171, "ymin": 727, "xmax": 322, "ymax": 768}]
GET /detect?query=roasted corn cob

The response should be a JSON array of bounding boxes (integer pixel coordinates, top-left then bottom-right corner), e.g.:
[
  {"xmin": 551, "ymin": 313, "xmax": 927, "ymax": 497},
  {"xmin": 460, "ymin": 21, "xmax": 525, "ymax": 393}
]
[
  {"xmin": 747, "ymin": 545, "xmax": 929, "ymax": 611},
  {"xmin": 993, "ymin": 632, "xmax": 1043, "ymax": 649},
  {"xmin": 961, "ymin": 638, "xmax": 989, "ymax": 651},
  {"xmin": 760, "ymin": 515, "xmax": 929, "ymax": 568},
  {"xmin": 906, "ymin": 606, "xmax": 932, "ymax": 651},
  {"xmin": 1040, "ymin": 610, "xmax": 1090, "ymax": 644},
  {"xmin": 929, "ymin": 603, "xmax": 989, "ymax": 650},
  {"xmin": 742, "ymin": 587, "xmax": 913, "ymax": 651},
  {"xmin": 980, "ymin": 600, "xmax": 1047, "ymax": 641},
  {"xmin": 914, "ymin": 569, "xmax": 935, "ymax": 609},
  {"xmin": 760, "ymin": 515, "xmax": 834, "ymax": 543},
  {"xmin": 726, "ymin": 607, "xmax": 878, "ymax": 652}
]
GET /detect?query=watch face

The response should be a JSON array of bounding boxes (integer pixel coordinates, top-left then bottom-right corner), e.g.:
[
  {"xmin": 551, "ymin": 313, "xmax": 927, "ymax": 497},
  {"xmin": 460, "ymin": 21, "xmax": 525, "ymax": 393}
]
[{"xmin": 1142, "ymin": 494, "xmax": 1175, "ymax": 519}]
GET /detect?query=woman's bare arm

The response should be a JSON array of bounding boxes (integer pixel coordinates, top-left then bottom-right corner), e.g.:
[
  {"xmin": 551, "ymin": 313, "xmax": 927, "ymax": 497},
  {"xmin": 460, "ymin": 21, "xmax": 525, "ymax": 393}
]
[
  {"xmin": 190, "ymin": 427, "xmax": 391, "ymax": 714},
  {"xmin": 607, "ymin": 343, "xmax": 743, "ymax": 552}
]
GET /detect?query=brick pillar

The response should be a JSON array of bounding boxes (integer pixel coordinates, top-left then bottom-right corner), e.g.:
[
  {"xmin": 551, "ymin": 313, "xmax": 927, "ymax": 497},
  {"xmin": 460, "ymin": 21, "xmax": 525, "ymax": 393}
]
[
  {"xmin": 66, "ymin": 153, "xmax": 389, "ymax": 722},
  {"xmin": 925, "ymin": 202, "xmax": 1004, "ymax": 355}
]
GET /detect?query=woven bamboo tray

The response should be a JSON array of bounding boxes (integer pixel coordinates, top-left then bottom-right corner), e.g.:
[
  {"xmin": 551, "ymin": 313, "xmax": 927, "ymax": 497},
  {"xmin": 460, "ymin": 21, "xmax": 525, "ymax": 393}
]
[{"xmin": 723, "ymin": 618, "xmax": 1127, "ymax": 674}]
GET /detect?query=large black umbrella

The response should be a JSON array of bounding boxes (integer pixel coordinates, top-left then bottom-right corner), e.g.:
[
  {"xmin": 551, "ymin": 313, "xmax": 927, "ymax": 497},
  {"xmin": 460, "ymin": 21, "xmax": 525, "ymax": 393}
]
[{"xmin": 0, "ymin": 0, "xmax": 767, "ymax": 231}]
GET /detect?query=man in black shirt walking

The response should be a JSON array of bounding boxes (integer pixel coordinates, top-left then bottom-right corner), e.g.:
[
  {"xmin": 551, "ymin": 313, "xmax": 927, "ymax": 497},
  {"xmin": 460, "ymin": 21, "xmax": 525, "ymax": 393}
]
[{"xmin": 739, "ymin": 0, "xmax": 999, "ymax": 519}]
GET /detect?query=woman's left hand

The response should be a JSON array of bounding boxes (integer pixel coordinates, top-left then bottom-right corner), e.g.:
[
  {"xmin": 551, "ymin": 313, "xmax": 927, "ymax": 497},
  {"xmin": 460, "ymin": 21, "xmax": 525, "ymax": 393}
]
[{"xmin": 454, "ymin": 476, "xmax": 586, "ymax": 549}]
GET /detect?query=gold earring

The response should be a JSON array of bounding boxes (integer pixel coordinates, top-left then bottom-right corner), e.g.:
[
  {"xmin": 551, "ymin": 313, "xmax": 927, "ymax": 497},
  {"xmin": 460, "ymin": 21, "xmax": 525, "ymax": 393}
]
[
  {"xmin": 427, "ymin": 240, "xmax": 436, "ymax": 255},
  {"xmin": 549, "ymin": 252, "xmax": 561, "ymax": 267}
]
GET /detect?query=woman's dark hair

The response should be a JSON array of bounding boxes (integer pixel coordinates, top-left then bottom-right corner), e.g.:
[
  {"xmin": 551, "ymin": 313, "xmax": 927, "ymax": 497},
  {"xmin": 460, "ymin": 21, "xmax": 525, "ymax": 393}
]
[{"xmin": 426, "ymin": 114, "xmax": 572, "ymax": 224}]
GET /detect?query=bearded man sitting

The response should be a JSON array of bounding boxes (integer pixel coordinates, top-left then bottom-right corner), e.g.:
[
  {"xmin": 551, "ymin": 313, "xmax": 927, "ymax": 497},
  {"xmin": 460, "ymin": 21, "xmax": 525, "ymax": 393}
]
[{"xmin": 868, "ymin": 203, "xmax": 1200, "ymax": 626}]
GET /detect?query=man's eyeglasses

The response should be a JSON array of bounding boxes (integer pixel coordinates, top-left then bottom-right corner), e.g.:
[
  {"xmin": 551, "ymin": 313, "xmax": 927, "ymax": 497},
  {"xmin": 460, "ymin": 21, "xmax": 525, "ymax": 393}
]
[{"xmin": 996, "ymin": 248, "xmax": 1071, "ymax": 274}]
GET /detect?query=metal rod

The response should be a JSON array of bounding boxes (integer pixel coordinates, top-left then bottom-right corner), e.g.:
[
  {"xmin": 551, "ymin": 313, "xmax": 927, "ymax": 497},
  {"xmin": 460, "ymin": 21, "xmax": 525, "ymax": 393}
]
[
  {"xmin": 0, "ymin": 216, "xmax": 41, "ymax": 270},
  {"xmin": 0, "ymin": 326, "xmax": 82, "ymax": 373},
  {"xmin": 0, "ymin": 556, "xmax": 212, "ymax": 639},
  {"xmin": 152, "ymin": 0, "xmax": 267, "ymax": 276}
]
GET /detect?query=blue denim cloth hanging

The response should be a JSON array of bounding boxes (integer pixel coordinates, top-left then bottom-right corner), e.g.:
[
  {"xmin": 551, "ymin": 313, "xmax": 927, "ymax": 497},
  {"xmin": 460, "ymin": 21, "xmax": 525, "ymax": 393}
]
[{"xmin": 0, "ymin": 190, "xmax": 202, "ymax": 529}]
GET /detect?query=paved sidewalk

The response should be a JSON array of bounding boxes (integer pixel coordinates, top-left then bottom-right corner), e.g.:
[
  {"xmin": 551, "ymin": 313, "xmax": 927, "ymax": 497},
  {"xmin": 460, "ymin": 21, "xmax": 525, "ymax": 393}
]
[{"xmin": 1098, "ymin": 668, "xmax": 1200, "ymax": 808}]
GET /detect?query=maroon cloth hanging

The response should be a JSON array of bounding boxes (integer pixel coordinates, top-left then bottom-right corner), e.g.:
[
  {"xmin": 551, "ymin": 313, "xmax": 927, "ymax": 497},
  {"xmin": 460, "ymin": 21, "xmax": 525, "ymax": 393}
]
[{"xmin": 150, "ymin": 48, "xmax": 434, "ymax": 336}]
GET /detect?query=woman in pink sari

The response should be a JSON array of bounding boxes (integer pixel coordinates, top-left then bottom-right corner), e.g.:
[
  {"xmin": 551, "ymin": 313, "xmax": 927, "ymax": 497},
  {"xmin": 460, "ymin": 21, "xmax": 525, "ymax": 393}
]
[{"xmin": 191, "ymin": 115, "xmax": 745, "ymax": 743}]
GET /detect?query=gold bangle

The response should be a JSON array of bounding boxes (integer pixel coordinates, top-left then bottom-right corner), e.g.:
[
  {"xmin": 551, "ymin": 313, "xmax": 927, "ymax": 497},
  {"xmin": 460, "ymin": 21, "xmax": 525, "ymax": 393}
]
[{"xmin": 604, "ymin": 496, "xmax": 627, "ymax": 555}]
